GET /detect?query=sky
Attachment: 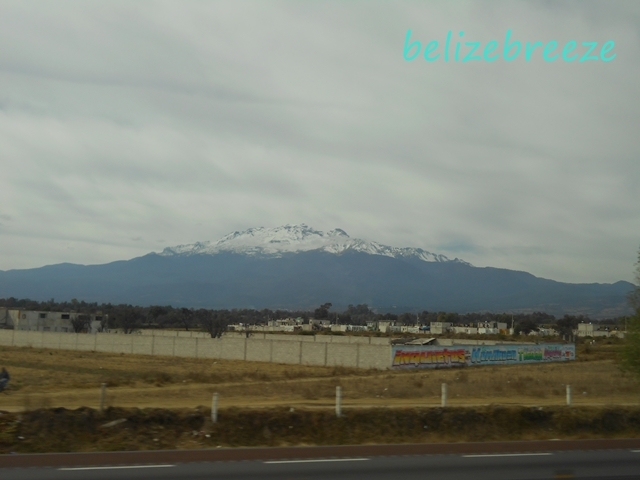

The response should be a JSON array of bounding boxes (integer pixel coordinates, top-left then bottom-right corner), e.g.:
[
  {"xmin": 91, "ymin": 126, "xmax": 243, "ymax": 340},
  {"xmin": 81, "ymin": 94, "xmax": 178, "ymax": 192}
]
[{"xmin": 0, "ymin": 0, "xmax": 639, "ymax": 284}]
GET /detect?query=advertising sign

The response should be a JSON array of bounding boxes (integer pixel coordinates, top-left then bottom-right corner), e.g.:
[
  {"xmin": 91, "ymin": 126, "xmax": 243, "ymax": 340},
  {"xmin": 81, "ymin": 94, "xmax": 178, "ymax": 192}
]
[{"xmin": 391, "ymin": 343, "xmax": 575, "ymax": 369}]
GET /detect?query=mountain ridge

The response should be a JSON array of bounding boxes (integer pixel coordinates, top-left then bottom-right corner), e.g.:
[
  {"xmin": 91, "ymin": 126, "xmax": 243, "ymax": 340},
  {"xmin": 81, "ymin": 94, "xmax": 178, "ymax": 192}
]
[
  {"xmin": 158, "ymin": 224, "xmax": 470, "ymax": 265},
  {"xmin": 0, "ymin": 225, "xmax": 634, "ymax": 318}
]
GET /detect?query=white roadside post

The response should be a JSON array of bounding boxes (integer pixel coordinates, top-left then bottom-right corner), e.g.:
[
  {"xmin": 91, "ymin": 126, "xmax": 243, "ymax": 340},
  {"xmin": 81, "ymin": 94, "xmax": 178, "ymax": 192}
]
[
  {"xmin": 566, "ymin": 385, "xmax": 572, "ymax": 406},
  {"xmin": 441, "ymin": 383, "xmax": 447, "ymax": 407},
  {"xmin": 212, "ymin": 392, "xmax": 219, "ymax": 423},
  {"xmin": 100, "ymin": 383, "xmax": 106, "ymax": 412},
  {"xmin": 336, "ymin": 386, "xmax": 342, "ymax": 418}
]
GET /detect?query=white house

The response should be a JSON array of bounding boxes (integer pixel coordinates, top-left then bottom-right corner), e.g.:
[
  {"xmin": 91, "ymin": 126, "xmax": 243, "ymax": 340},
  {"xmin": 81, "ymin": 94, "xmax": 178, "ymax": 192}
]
[{"xmin": 429, "ymin": 322, "xmax": 452, "ymax": 335}]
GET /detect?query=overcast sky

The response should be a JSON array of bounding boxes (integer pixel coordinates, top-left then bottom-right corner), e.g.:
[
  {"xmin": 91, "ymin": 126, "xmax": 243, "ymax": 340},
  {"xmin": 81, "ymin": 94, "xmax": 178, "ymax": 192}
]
[{"xmin": 1, "ymin": 0, "xmax": 638, "ymax": 284}]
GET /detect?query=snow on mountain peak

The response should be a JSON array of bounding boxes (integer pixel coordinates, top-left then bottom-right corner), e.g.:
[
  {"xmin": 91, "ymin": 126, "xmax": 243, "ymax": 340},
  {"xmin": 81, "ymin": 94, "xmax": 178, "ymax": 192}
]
[{"xmin": 159, "ymin": 224, "xmax": 469, "ymax": 265}]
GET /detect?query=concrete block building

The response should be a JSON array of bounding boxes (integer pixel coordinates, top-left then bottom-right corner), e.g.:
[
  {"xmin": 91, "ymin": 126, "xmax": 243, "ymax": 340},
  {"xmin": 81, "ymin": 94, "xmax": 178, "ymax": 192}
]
[{"xmin": 0, "ymin": 308, "xmax": 104, "ymax": 333}]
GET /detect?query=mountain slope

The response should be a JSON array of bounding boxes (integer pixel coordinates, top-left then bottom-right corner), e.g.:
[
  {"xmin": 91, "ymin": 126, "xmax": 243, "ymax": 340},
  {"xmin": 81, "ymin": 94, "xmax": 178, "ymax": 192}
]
[{"xmin": 0, "ymin": 225, "xmax": 634, "ymax": 318}]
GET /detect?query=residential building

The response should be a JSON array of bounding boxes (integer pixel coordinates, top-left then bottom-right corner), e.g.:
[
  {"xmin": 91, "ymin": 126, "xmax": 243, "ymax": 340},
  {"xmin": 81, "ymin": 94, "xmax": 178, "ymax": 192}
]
[
  {"xmin": 429, "ymin": 322, "xmax": 452, "ymax": 335},
  {"xmin": 2, "ymin": 309, "xmax": 104, "ymax": 333}
]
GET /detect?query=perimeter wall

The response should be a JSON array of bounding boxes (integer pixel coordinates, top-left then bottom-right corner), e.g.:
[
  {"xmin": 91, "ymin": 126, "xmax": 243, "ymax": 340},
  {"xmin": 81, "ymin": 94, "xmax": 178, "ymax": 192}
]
[
  {"xmin": 0, "ymin": 330, "xmax": 575, "ymax": 370},
  {"xmin": 0, "ymin": 330, "xmax": 391, "ymax": 370}
]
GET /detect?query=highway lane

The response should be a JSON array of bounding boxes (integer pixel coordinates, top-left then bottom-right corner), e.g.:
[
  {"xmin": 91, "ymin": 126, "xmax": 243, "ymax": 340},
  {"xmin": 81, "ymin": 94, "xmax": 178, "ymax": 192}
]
[{"xmin": 2, "ymin": 449, "xmax": 640, "ymax": 480}]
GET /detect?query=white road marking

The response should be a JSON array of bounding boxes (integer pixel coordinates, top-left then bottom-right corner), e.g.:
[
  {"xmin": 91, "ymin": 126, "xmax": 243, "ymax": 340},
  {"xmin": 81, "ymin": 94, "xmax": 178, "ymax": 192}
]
[
  {"xmin": 464, "ymin": 453, "xmax": 553, "ymax": 458},
  {"xmin": 631, "ymin": 450, "xmax": 640, "ymax": 453},
  {"xmin": 59, "ymin": 464, "xmax": 175, "ymax": 471},
  {"xmin": 265, "ymin": 458, "xmax": 370, "ymax": 464}
]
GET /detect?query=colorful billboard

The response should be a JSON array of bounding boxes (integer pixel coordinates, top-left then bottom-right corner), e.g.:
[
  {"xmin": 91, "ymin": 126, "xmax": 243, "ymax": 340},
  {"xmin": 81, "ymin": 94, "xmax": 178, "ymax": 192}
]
[{"xmin": 391, "ymin": 343, "xmax": 575, "ymax": 369}]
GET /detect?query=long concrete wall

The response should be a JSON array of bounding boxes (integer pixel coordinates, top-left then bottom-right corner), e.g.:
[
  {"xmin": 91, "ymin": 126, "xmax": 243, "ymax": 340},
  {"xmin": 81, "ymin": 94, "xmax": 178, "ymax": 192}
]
[
  {"xmin": 137, "ymin": 329, "xmax": 390, "ymax": 345},
  {"xmin": 0, "ymin": 329, "xmax": 391, "ymax": 370}
]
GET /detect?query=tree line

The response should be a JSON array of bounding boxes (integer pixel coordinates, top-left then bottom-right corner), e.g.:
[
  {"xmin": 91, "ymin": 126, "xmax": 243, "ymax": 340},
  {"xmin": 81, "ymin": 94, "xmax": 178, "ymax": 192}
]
[{"xmin": 0, "ymin": 297, "xmax": 633, "ymax": 338}]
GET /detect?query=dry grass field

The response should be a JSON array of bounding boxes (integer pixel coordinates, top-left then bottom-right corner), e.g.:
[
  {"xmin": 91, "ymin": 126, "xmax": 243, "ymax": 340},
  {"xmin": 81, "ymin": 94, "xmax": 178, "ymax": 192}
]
[{"xmin": 1, "ymin": 342, "xmax": 639, "ymax": 413}]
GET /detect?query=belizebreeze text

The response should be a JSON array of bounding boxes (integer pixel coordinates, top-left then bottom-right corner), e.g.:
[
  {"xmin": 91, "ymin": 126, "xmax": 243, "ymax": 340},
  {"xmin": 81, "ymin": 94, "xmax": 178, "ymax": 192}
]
[{"xmin": 403, "ymin": 30, "xmax": 616, "ymax": 63}]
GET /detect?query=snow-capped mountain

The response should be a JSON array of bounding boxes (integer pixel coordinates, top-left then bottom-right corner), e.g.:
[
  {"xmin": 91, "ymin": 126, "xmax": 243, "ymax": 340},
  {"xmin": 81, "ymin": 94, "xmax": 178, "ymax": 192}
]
[
  {"xmin": 159, "ymin": 224, "xmax": 470, "ymax": 265},
  {"xmin": 0, "ymin": 223, "xmax": 633, "ymax": 317}
]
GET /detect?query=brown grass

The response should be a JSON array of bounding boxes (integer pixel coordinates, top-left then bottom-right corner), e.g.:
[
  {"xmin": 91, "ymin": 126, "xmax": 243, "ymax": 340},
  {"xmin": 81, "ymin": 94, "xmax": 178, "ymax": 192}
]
[{"xmin": 0, "ymin": 343, "xmax": 639, "ymax": 413}]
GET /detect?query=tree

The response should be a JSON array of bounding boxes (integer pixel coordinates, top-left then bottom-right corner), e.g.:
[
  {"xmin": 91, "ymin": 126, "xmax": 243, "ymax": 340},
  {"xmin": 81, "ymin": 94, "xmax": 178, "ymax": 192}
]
[
  {"xmin": 114, "ymin": 306, "xmax": 142, "ymax": 334},
  {"xmin": 398, "ymin": 312, "xmax": 417, "ymax": 325},
  {"xmin": 197, "ymin": 309, "xmax": 228, "ymax": 338},
  {"xmin": 437, "ymin": 312, "xmax": 459, "ymax": 324},
  {"xmin": 556, "ymin": 315, "xmax": 584, "ymax": 338},
  {"xmin": 71, "ymin": 314, "xmax": 90, "ymax": 333},
  {"xmin": 621, "ymin": 248, "xmax": 640, "ymax": 374},
  {"xmin": 146, "ymin": 306, "xmax": 169, "ymax": 327},
  {"xmin": 514, "ymin": 319, "xmax": 538, "ymax": 335},
  {"xmin": 629, "ymin": 248, "xmax": 640, "ymax": 314},
  {"xmin": 314, "ymin": 303, "xmax": 332, "ymax": 319},
  {"xmin": 346, "ymin": 304, "xmax": 371, "ymax": 316},
  {"xmin": 177, "ymin": 308, "xmax": 196, "ymax": 331}
]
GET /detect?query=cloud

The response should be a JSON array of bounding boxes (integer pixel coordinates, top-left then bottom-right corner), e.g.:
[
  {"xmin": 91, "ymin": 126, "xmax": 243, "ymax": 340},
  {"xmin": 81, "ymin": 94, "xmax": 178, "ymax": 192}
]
[{"xmin": 0, "ymin": 0, "xmax": 638, "ymax": 284}]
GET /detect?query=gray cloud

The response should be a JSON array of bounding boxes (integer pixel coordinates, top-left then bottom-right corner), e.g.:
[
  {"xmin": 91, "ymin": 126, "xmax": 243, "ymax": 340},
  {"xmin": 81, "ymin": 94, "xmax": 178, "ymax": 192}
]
[{"xmin": 0, "ymin": 0, "xmax": 638, "ymax": 284}]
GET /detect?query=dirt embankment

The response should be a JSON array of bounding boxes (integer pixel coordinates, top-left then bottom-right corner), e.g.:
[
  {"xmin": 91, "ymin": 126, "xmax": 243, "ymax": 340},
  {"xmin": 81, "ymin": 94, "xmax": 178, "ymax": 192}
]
[{"xmin": 2, "ymin": 405, "xmax": 640, "ymax": 454}]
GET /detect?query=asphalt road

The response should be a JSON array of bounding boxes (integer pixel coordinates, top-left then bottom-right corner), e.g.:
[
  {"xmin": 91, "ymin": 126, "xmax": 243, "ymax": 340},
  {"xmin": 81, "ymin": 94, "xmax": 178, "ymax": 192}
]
[{"xmin": 1, "ymin": 446, "xmax": 640, "ymax": 480}]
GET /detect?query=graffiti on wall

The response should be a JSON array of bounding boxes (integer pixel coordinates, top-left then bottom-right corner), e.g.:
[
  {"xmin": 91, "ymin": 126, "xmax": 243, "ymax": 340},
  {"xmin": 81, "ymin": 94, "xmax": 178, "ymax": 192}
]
[
  {"xmin": 391, "ymin": 343, "xmax": 575, "ymax": 369},
  {"xmin": 392, "ymin": 348, "xmax": 467, "ymax": 368}
]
